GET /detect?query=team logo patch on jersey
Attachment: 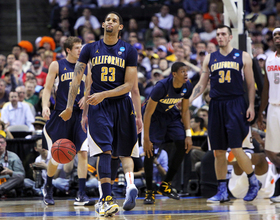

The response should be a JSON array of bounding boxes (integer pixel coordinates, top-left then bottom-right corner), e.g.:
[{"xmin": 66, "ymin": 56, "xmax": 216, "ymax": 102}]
[
  {"xmin": 64, "ymin": 67, "xmax": 67, "ymax": 70},
  {"xmin": 95, "ymin": 50, "xmax": 99, "ymax": 53},
  {"xmin": 214, "ymin": 59, "xmax": 217, "ymax": 62},
  {"xmin": 120, "ymin": 47, "xmax": 125, "ymax": 52},
  {"xmin": 118, "ymin": 51, "xmax": 122, "ymax": 56}
]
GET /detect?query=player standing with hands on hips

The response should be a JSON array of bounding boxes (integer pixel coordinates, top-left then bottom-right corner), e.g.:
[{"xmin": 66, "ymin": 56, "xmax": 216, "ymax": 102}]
[
  {"xmin": 60, "ymin": 12, "xmax": 140, "ymax": 216},
  {"xmin": 189, "ymin": 25, "xmax": 261, "ymax": 203}
]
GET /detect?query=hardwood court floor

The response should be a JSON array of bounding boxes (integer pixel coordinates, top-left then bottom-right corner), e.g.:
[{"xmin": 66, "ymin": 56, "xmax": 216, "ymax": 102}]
[{"xmin": 0, "ymin": 195, "xmax": 280, "ymax": 219}]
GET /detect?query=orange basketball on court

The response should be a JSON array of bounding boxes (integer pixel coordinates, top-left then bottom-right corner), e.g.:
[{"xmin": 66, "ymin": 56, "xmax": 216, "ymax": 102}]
[{"xmin": 51, "ymin": 139, "xmax": 76, "ymax": 164}]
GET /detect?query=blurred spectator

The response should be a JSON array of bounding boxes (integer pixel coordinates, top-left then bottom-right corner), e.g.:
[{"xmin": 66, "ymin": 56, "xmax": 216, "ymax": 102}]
[
  {"xmin": 97, "ymin": 0, "xmax": 119, "ymax": 7},
  {"xmin": 194, "ymin": 13, "xmax": 205, "ymax": 33},
  {"xmin": 11, "ymin": 44, "xmax": 22, "ymax": 60},
  {"xmin": 82, "ymin": 31, "xmax": 95, "ymax": 44},
  {"xmin": 0, "ymin": 120, "xmax": 13, "ymax": 139},
  {"xmin": 183, "ymin": 0, "xmax": 208, "ymax": 15},
  {"xmin": 29, "ymin": 54, "xmax": 48, "ymax": 86},
  {"xmin": 150, "ymin": 53, "xmax": 160, "ymax": 70},
  {"xmin": 149, "ymin": 5, "xmax": 174, "ymax": 30},
  {"xmin": 145, "ymin": 16, "xmax": 168, "ymax": 46},
  {"xmin": 11, "ymin": 60, "xmax": 24, "ymax": 86},
  {"xmin": 157, "ymin": 45, "xmax": 168, "ymax": 59},
  {"xmin": 0, "ymin": 55, "xmax": 6, "ymax": 76},
  {"xmin": 4, "ymin": 54, "xmax": 16, "ymax": 73},
  {"xmin": 122, "ymin": 18, "xmax": 145, "ymax": 42},
  {"xmin": 250, "ymin": 31, "xmax": 263, "ymax": 44},
  {"xmin": 121, "ymin": 0, "xmax": 140, "ymax": 7},
  {"xmin": 43, "ymin": 50, "xmax": 54, "ymax": 73},
  {"xmin": 35, "ymin": 37, "xmax": 42, "ymax": 51},
  {"xmin": 177, "ymin": 8, "xmax": 186, "ymax": 21},
  {"xmin": 18, "ymin": 41, "xmax": 34, "ymax": 55},
  {"xmin": 181, "ymin": 27, "xmax": 192, "ymax": 40},
  {"xmin": 73, "ymin": 0, "xmax": 97, "ymax": 12},
  {"xmin": 19, "ymin": 52, "xmax": 32, "ymax": 73},
  {"xmin": 257, "ymin": 54, "xmax": 266, "ymax": 75},
  {"xmin": 137, "ymin": 52, "xmax": 147, "ymax": 77},
  {"xmin": 199, "ymin": 19, "xmax": 216, "ymax": 43},
  {"xmin": 261, "ymin": 14, "xmax": 276, "ymax": 36},
  {"xmin": 172, "ymin": 16, "xmax": 182, "ymax": 38},
  {"xmin": 2, "ymin": 69, "xmax": 17, "ymax": 94},
  {"xmin": 190, "ymin": 116, "xmax": 205, "ymax": 136},
  {"xmin": 206, "ymin": 42, "xmax": 217, "ymax": 54},
  {"xmin": 166, "ymin": 28, "xmax": 180, "ymax": 54},
  {"xmin": 197, "ymin": 107, "xmax": 209, "ymax": 130},
  {"xmin": 259, "ymin": 0, "xmax": 274, "ymax": 15},
  {"xmin": 203, "ymin": 2, "xmax": 222, "ymax": 28},
  {"xmin": 60, "ymin": 18, "xmax": 75, "ymax": 36},
  {"xmin": 1, "ymin": 91, "xmax": 35, "ymax": 131},
  {"xmin": 0, "ymin": 79, "xmax": 9, "ymax": 109},
  {"xmin": 0, "ymin": 134, "xmax": 25, "ymax": 197},
  {"xmin": 24, "ymin": 81, "xmax": 39, "ymax": 106},
  {"xmin": 245, "ymin": 1, "xmax": 267, "ymax": 28},
  {"xmin": 74, "ymin": 8, "xmax": 101, "ymax": 37},
  {"xmin": 190, "ymin": 33, "xmax": 201, "ymax": 55},
  {"xmin": 53, "ymin": 29, "xmax": 63, "ymax": 49},
  {"xmin": 144, "ymin": 69, "xmax": 164, "ymax": 98},
  {"xmin": 15, "ymin": 86, "xmax": 36, "ymax": 117},
  {"xmin": 54, "ymin": 36, "xmax": 68, "ymax": 54}
]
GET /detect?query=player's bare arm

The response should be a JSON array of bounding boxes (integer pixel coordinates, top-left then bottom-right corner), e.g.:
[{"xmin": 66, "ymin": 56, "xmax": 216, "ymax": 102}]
[
  {"xmin": 81, "ymin": 66, "xmax": 92, "ymax": 133},
  {"xmin": 243, "ymin": 52, "xmax": 256, "ymax": 122},
  {"xmin": 189, "ymin": 54, "xmax": 210, "ymax": 103},
  {"xmin": 131, "ymin": 74, "xmax": 143, "ymax": 134},
  {"xmin": 59, "ymin": 61, "xmax": 86, "ymax": 121},
  {"xmin": 181, "ymin": 98, "xmax": 192, "ymax": 153},
  {"xmin": 257, "ymin": 62, "xmax": 269, "ymax": 130},
  {"xmin": 42, "ymin": 61, "xmax": 58, "ymax": 120},
  {"xmin": 86, "ymin": 66, "xmax": 136, "ymax": 105},
  {"xmin": 143, "ymin": 98, "xmax": 158, "ymax": 158}
]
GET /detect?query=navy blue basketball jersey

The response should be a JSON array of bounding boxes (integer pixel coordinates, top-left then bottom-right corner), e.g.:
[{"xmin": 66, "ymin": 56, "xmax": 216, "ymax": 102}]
[
  {"xmin": 55, "ymin": 59, "xmax": 87, "ymax": 110},
  {"xmin": 149, "ymin": 77, "xmax": 193, "ymax": 113},
  {"xmin": 208, "ymin": 48, "xmax": 244, "ymax": 99},
  {"xmin": 79, "ymin": 39, "xmax": 138, "ymax": 99}
]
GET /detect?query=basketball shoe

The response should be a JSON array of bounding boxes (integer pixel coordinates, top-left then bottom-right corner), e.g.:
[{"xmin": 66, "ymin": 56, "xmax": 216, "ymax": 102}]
[
  {"xmin": 123, "ymin": 184, "xmax": 138, "ymax": 211},
  {"xmin": 207, "ymin": 182, "xmax": 230, "ymax": 203},
  {"xmin": 104, "ymin": 195, "xmax": 119, "ymax": 217},
  {"xmin": 271, "ymin": 195, "xmax": 280, "ymax": 203},
  {"xmin": 74, "ymin": 191, "xmax": 95, "ymax": 206},
  {"xmin": 143, "ymin": 190, "xmax": 155, "ymax": 204},
  {"xmin": 95, "ymin": 200, "xmax": 105, "ymax": 216},
  {"xmin": 43, "ymin": 185, "xmax": 55, "ymax": 205},
  {"xmin": 243, "ymin": 175, "xmax": 262, "ymax": 201},
  {"xmin": 158, "ymin": 181, "xmax": 180, "ymax": 200}
]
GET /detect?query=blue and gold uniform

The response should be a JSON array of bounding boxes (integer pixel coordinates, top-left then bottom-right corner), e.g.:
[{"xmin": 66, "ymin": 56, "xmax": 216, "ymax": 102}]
[
  {"xmin": 143, "ymin": 77, "xmax": 193, "ymax": 145},
  {"xmin": 79, "ymin": 39, "xmax": 138, "ymax": 157},
  {"xmin": 208, "ymin": 48, "xmax": 249, "ymax": 150},
  {"xmin": 43, "ymin": 59, "xmax": 87, "ymax": 152}
]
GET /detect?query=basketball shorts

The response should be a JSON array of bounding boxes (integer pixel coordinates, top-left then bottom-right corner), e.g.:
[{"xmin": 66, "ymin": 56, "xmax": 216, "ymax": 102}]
[
  {"xmin": 208, "ymin": 96, "xmax": 249, "ymax": 150},
  {"xmin": 148, "ymin": 108, "xmax": 185, "ymax": 146},
  {"xmin": 265, "ymin": 104, "xmax": 280, "ymax": 153},
  {"xmin": 43, "ymin": 109, "xmax": 88, "ymax": 152},
  {"xmin": 87, "ymin": 96, "xmax": 138, "ymax": 157}
]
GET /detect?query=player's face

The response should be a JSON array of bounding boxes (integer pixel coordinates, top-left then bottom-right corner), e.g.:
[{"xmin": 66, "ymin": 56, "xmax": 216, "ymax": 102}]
[
  {"xmin": 174, "ymin": 66, "xmax": 188, "ymax": 83},
  {"xmin": 273, "ymin": 31, "xmax": 280, "ymax": 48},
  {"xmin": 70, "ymin": 43, "xmax": 82, "ymax": 59},
  {"xmin": 102, "ymin": 14, "xmax": 123, "ymax": 35},
  {"xmin": 216, "ymin": 28, "xmax": 232, "ymax": 48}
]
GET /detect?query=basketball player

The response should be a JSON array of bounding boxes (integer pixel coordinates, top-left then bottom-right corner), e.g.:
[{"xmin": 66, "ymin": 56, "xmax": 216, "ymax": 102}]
[
  {"xmin": 142, "ymin": 62, "xmax": 193, "ymax": 204},
  {"xmin": 59, "ymin": 12, "xmax": 139, "ymax": 216},
  {"xmin": 257, "ymin": 27, "xmax": 280, "ymax": 203},
  {"xmin": 42, "ymin": 36, "xmax": 92, "ymax": 206},
  {"xmin": 189, "ymin": 25, "xmax": 261, "ymax": 203}
]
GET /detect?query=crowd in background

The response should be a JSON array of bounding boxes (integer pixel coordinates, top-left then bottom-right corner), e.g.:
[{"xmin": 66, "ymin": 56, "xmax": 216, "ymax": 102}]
[{"xmin": 0, "ymin": 0, "xmax": 277, "ymax": 198}]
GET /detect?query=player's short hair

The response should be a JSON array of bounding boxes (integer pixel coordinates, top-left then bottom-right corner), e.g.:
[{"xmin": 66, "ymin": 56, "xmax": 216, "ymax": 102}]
[
  {"xmin": 171, "ymin": 62, "xmax": 187, "ymax": 73},
  {"xmin": 105, "ymin": 11, "xmax": 123, "ymax": 25},
  {"xmin": 217, "ymin": 24, "xmax": 232, "ymax": 35},
  {"xmin": 64, "ymin": 36, "xmax": 82, "ymax": 55}
]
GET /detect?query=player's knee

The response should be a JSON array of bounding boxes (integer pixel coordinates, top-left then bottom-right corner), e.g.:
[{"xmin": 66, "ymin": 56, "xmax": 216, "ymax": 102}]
[
  {"xmin": 214, "ymin": 150, "xmax": 226, "ymax": 158},
  {"xmin": 98, "ymin": 154, "xmax": 111, "ymax": 179}
]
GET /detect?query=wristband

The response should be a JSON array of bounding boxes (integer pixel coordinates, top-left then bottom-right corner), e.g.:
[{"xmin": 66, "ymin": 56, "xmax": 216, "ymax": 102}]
[{"xmin": 186, "ymin": 129, "xmax": 192, "ymax": 137}]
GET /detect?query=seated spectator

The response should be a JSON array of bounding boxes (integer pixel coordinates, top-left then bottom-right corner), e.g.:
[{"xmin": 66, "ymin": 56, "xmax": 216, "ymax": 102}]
[
  {"xmin": 183, "ymin": 0, "xmax": 208, "ymax": 15},
  {"xmin": 190, "ymin": 116, "xmax": 205, "ymax": 136},
  {"xmin": 194, "ymin": 13, "xmax": 205, "ymax": 34},
  {"xmin": 199, "ymin": 19, "xmax": 217, "ymax": 43},
  {"xmin": 18, "ymin": 40, "xmax": 34, "ymax": 56},
  {"xmin": 28, "ymin": 54, "xmax": 48, "ymax": 86},
  {"xmin": 0, "ymin": 120, "xmax": 13, "ymax": 139},
  {"xmin": 19, "ymin": 52, "xmax": 32, "ymax": 73},
  {"xmin": 11, "ymin": 44, "xmax": 22, "ymax": 60},
  {"xmin": 14, "ymin": 85, "xmax": 36, "ymax": 117},
  {"xmin": 121, "ymin": 0, "xmax": 140, "ymax": 7},
  {"xmin": 245, "ymin": 1, "xmax": 267, "ymax": 28},
  {"xmin": 24, "ymin": 81, "xmax": 39, "ymax": 106},
  {"xmin": 144, "ymin": 69, "xmax": 164, "ymax": 98},
  {"xmin": 145, "ymin": 16, "xmax": 168, "ymax": 47},
  {"xmin": 1, "ymin": 91, "xmax": 35, "ymax": 131},
  {"xmin": 74, "ymin": 8, "xmax": 101, "ymax": 38},
  {"xmin": 0, "ymin": 79, "xmax": 9, "ymax": 109},
  {"xmin": 0, "ymin": 54, "xmax": 6, "ymax": 76},
  {"xmin": 149, "ymin": 5, "xmax": 174, "ymax": 31},
  {"xmin": 82, "ymin": 31, "xmax": 95, "ymax": 44},
  {"xmin": 42, "ymin": 50, "xmax": 54, "ymax": 73},
  {"xmin": 0, "ymin": 133, "xmax": 25, "ymax": 197},
  {"xmin": 122, "ymin": 18, "xmax": 145, "ymax": 42},
  {"xmin": 73, "ymin": 0, "xmax": 97, "ymax": 12},
  {"xmin": 97, "ymin": 0, "xmax": 119, "ymax": 8},
  {"xmin": 196, "ymin": 107, "xmax": 209, "ymax": 130},
  {"xmin": 12, "ymin": 60, "xmax": 24, "ymax": 85},
  {"xmin": 2, "ymin": 69, "xmax": 17, "ymax": 94},
  {"xmin": 203, "ymin": 2, "xmax": 222, "ymax": 28}
]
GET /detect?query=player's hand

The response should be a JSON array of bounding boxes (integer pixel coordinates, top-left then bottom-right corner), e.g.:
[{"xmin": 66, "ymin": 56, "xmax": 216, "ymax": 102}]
[
  {"xmin": 246, "ymin": 105, "xmax": 255, "ymax": 122},
  {"xmin": 257, "ymin": 115, "xmax": 265, "ymax": 131},
  {"xmin": 185, "ymin": 136, "xmax": 193, "ymax": 154},
  {"xmin": 136, "ymin": 117, "xmax": 143, "ymax": 134},
  {"xmin": 86, "ymin": 93, "xmax": 105, "ymax": 105},
  {"xmin": 42, "ymin": 107, "xmax": 51, "ymax": 120},
  {"xmin": 78, "ymin": 97, "xmax": 85, "ymax": 110},
  {"xmin": 143, "ymin": 138, "xmax": 153, "ymax": 158},
  {"xmin": 59, "ymin": 108, "xmax": 73, "ymax": 121},
  {"xmin": 81, "ymin": 115, "xmax": 88, "ymax": 133}
]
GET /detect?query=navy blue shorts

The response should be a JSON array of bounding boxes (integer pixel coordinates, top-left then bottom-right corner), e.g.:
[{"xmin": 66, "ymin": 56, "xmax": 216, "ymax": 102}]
[
  {"xmin": 42, "ymin": 109, "xmax": 87, "ymax": 152},
  {"xmin": 208, "ymin": 96, "xmax": 249, "ymax": 150},
  {"xmin": 87, "ymin": 96, "xmax": 138, "ymax": 157},
  {"xmin": 148, "ymin": 108, "xmax": 185, "ymax": 146}
]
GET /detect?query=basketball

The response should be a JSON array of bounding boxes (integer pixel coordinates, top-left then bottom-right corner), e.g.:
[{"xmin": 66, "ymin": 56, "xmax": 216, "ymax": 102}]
[{"xmin": 51, "ymin": 139, "xmax": 76, "ymax": 164}]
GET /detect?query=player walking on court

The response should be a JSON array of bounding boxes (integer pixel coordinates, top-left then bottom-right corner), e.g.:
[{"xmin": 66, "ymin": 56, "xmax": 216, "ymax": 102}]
[
  {"xmin": 257, "ymin": 27, "xmax": 280, "ymax": 203},
  {"xmin": 189, "ymin": 25, "xmax": 261, "ymax": 202},
  {"xmin": 142, "ymin": 62, "xmax": 193, "ymax": 204},
  {"xmin": 42, "ymin": 36, "xmax": 92, "ymax": 206},
  {"xmin": 60, "ymin": 12, "xmax": 139, "ymax": 216}
]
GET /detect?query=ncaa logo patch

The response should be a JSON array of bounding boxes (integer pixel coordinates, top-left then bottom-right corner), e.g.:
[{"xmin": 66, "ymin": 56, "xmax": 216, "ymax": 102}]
[
  {"xmin": 120, "ymin": 47, "xmax": 125, "ymax": 52},
  {"xmin": 234, "ymin": 53, "xmax": 240, "ymax": 57},
  {"xmin": 183, "ymin": 88, "xmax": 187, "ymax": 93}
]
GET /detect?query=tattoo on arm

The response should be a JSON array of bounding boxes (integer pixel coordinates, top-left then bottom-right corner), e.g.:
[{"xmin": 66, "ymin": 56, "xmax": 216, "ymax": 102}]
[
  {"xmin": 74, "ymin": 62, "xmax": 85, "ymax": 77},
  {"xmin": 192, "ymin": 85, "xmax": 201, "ymax": 98}
]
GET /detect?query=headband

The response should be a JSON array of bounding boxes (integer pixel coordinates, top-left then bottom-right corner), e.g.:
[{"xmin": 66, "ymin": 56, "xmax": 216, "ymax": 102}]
[{"xmin": 273, "ymin": 28, "xmax": 280, "ymax": 36}]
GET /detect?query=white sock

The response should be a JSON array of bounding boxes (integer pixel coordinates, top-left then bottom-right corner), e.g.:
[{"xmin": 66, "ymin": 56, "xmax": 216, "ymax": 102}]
[
  {"xmin": 98, "ymin": 181, "xmax": 102, "ymax": 201},
  {"xmin": 125, "ymin": 172, "xmax": 134, "ymax": 187}
]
